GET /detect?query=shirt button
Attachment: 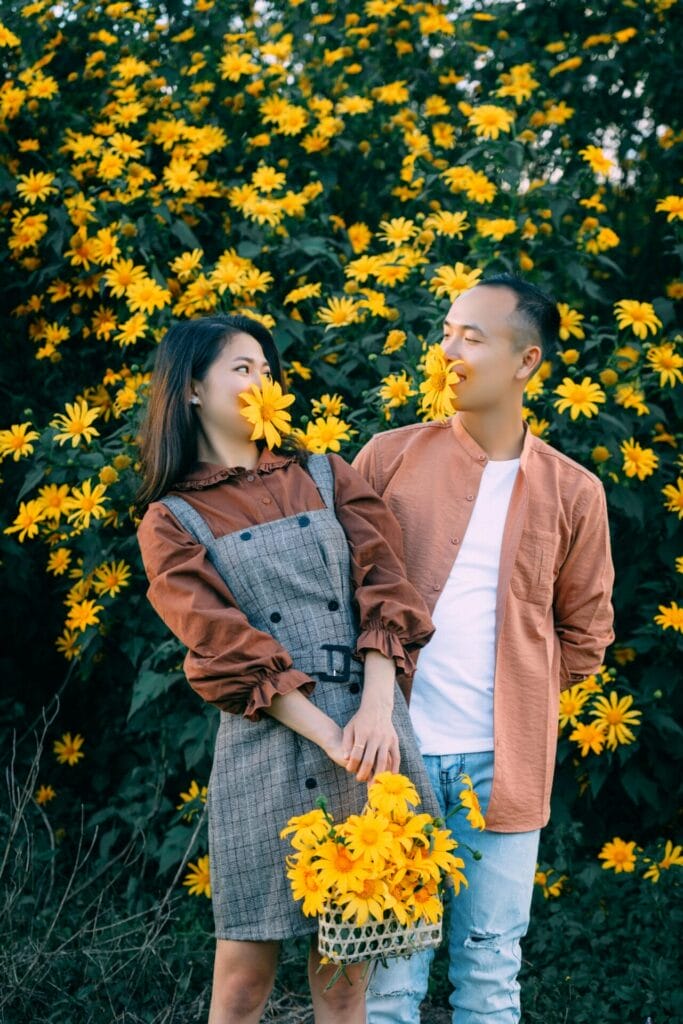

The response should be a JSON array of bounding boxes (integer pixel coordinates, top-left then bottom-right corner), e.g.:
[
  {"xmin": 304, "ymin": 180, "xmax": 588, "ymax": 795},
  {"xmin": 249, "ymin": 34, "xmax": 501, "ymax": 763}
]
[
  {"xmin": 466, "ymin": 494, "xmax": 474, "ymax": 501},
  {"xmin": 298, "ymin": 515, "xmax": 310, "ymax": 527},
  {"xmin": 349, "ymin": 682, "xmax": 361, "ymax": 695},
  {"xmin": 305, "ymin": 777, "xmax": 317, "ymax": 789},
  {"xmin": 478, "ymin": 454, "xmax": 487, "ymax": 462},
  {"xmin": 246, "ymin": 474, "xmax": 255, "ymax": 482},
  {"xmin": 432, "ymin": 584, "xmax": 440, "ymax": 591},
  {"xmin": 240, "ymin": 531, "xmax": 252, "ymax": 541},
  {"xmin": 450, "ymin": 537, "xmax": 460, "ymax": 545},
  {"xmin": 328, "ymin": 600, "xmax": 339, "ymax": 611},
  {"xmin": 261, "ymin": 497, "xmax": 271, "ymax": 505},
  {"xmin": 270, "ymin": 612, "xmax": 282, "ymax": 623}
]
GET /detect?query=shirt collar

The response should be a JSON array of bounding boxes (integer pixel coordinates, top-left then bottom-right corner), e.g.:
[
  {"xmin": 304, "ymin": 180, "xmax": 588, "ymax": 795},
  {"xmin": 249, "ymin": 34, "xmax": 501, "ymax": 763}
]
[
  {"xmin": 450, "ymin": 413, "xmax": 534, "ymax": 468},
  {"xmin": 173, "ymin": 448, "xmax": 295, "ymax": 491}
]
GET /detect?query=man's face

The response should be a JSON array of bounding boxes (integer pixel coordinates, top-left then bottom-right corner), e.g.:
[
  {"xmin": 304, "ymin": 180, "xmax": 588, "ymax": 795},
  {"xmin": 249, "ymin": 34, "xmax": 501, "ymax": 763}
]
[{"xmin": 440, "ymin": 285, "xmax": 539, "ymax": 413}]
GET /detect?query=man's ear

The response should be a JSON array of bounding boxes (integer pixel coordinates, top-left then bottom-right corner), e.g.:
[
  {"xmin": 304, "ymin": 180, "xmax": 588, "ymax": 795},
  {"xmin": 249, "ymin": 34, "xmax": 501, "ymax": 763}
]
[{"xmin": 515, "ymin": 345, "xmax": 542, "ymax": 382}]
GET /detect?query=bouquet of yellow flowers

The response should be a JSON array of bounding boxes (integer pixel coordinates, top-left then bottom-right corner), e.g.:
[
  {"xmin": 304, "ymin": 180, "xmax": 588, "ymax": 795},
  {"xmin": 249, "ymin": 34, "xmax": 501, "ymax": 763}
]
[{"xmin": 281, "ymin": 771, "xmax": 484, "ymax": 978}]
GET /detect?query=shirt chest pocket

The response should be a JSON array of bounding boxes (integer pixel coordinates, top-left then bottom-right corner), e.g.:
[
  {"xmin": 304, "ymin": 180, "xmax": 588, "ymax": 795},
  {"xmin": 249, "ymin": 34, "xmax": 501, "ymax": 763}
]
[{"xmin": 509, "ymin": 528, "xmax": 556, "ymax": 606}]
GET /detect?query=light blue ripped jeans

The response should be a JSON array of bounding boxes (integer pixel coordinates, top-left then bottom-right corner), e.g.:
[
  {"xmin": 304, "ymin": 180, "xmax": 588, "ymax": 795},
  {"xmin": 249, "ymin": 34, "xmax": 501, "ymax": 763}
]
[{"xmin": 366, "ymin": 751, "xmax": 540, "ymax": 1024}]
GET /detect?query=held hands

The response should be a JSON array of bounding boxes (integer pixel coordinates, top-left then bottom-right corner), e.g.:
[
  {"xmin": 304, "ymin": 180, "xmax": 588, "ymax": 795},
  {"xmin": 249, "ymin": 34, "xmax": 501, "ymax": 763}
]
[
  {"xmin": 268, "ymin": 650, "xmax": 401, "ymax": 783},
  {"xmin": 321, "ymin": 705, "xmax": 400, "ymax": 782},
  {"xmin": 322, "ymin": 726, "xmax": 354, "ymax": 772}
]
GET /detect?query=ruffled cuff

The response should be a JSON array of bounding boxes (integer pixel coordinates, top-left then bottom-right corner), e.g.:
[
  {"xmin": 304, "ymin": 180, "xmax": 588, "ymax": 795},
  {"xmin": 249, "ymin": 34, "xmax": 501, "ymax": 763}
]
[
  {"xmin": 355, "ymin": 624, "xmax": 410, "ymax": 674},
  {"xmin": 399, "ymin": 643, "xmax": 421, "ymax": 681},
  {"xmin": 243, "ymin": 668, "xmax": 316, "ymax": 722}
]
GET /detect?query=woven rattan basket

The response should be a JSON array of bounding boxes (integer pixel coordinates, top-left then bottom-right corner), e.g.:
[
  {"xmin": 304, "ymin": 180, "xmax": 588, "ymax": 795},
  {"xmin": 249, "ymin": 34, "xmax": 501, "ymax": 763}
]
[{"xmin": 317, "ymin": 902, "xmax": 442, "ymax": 965}]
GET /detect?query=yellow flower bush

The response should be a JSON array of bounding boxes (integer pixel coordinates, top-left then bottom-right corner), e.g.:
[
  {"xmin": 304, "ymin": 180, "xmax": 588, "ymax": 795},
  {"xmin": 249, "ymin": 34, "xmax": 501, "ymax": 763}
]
[{"xmin": 0, "ymin": 0, "xmax": 680, "ymax": 941}]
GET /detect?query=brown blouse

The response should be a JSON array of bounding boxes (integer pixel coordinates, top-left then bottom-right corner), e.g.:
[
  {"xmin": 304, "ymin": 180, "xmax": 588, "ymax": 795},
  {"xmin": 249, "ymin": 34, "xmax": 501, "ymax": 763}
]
[{"xmin": 136, "ymin": 449, "xmax": 435, "ymax": 720}]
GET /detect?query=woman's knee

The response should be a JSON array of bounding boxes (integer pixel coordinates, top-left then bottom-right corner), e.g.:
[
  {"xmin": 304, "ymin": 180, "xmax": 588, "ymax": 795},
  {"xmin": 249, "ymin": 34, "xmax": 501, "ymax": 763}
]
[
  {"xmin": 212, "ymin": 940, "xmax": 278, "ymax": 1014},
  {"xmin": 311, "ymin": 956, "xmax": 368, "ymax": 1013},
  {"xmin": 215, "ymin": 969, "xmax": 274, "ymax": 1015},
  {"xmin": 316, "ymin": 977, "xmax": 367, "ymax": 1014}
]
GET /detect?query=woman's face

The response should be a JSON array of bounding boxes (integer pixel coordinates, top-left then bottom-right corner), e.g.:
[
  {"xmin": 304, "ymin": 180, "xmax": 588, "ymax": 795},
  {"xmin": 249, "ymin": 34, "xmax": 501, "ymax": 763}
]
[{"xmin": 190, "ymin": 332, "xmax": 273, "ymax": 442}]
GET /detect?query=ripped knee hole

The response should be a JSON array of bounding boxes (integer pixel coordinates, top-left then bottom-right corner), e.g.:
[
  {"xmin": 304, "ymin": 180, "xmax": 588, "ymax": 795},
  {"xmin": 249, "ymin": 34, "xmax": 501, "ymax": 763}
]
[{"xmin": 463, "ymin": 932, "xmax": 500, "ymax": 951}]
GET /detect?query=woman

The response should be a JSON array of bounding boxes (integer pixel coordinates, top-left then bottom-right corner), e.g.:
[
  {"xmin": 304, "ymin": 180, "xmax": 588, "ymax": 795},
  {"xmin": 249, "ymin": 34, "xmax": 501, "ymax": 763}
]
[{"xmin": 135, "ymin": 314, "xmax": 438, "ymax": 1024}]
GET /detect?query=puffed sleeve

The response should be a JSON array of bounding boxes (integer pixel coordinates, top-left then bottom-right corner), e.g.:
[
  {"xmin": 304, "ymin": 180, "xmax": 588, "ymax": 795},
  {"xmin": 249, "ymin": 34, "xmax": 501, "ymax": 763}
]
[
  {"xmin": 136, "ymin": 501, "xmax": 316, "ymax": 721},
  {"xmin": 327, "ymin": 453, "xmax": 434, "ymax": 686}
]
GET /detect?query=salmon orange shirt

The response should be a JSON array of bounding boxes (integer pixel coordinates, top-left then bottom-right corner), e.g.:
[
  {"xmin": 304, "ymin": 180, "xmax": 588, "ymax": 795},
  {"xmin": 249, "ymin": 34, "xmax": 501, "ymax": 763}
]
[{"xmin": 352, "ymin": 415, "xmax": 615, "ymax": 832}]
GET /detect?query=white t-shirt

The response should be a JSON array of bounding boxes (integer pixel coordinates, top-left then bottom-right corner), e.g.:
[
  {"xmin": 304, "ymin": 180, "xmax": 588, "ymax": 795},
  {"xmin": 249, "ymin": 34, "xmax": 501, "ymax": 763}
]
[{"xmin": 409, "ymin": 458, "xmax": 520, "ymax": 755}]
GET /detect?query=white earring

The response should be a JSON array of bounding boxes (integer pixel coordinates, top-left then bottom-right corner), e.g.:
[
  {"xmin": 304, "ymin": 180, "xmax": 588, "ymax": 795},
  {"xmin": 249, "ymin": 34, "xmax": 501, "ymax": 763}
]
[{"xmin": 190, "ymin": 396, "xmax": 200, "ymax": 406}]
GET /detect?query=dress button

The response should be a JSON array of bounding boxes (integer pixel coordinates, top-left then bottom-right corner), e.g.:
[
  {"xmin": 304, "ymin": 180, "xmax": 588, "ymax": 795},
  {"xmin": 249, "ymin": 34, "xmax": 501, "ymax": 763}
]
[
  {"xmin": 466, "ymin": 494, "xmax": 474, "ymax": 501},
  {"xmin": 262, "ymin": 497, "xmax": 271, "ymax": 505},
  {"xmin": 450, "ymin": 537, "xmax": 460, "ymax": 545},
  {"xmin": 270, "ymin": 612, "xmax": 281, "ymax": 623},
  {"xmin": 246, "ymin": 474, "xmax": 255, "ymax": 482},
  {"xmin": 328, "ymin": 600, "xmax": 339, "ymax": 611},
  {"xmin": 298, "ymin": 515, "xmax": 310, "ymax": 527},
  {"xmin": 240, "ymin": 531, "xmax": 252, "ymax": 540},
  {"xmin": 349, "ymin": 682, "xmax": 360, "ymax": 695},
  {"xmin": 305, "ymin": 777, "xmax": 317, "ymax": 789},
  {"xmin": 478, "ymin": 454, "xmax": 487, "ymax": 462},
  {"xmin": 433, "ymin": 584, "xmax": 440, "ymax": 591}
]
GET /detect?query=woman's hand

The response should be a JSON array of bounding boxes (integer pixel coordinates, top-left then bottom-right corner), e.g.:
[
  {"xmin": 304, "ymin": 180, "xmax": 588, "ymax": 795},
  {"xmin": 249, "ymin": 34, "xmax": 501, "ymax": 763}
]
[
  {"xmin": 322, "ymin": 725, "xmax": 355, "ymax": 771},
  {"xmin": 343, "ymin": 649, "xmax": 401, "ymax": 782},
  {"xmin": 267, "ymin": 690, "xmax": 356, "ymax": 774},
  {"xmin": 267, "ymin": 649, "xmax": 402, "ymax": 781},
  {"xmin": 342, "ymin": 704, "xmax": 400, "ymax": 783}
]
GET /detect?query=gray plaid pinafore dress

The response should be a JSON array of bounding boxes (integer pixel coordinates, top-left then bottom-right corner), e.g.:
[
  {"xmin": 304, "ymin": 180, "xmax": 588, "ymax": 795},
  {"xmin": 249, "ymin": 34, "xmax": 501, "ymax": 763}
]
[{"xmin": 160, "ymin": 454, "xmax": 439, "ymax": 941}]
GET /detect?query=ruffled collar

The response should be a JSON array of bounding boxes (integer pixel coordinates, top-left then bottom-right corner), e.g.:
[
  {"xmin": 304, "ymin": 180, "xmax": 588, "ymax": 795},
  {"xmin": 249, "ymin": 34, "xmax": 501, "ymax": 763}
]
[{"xmin": 172, "ymin": 450, "xmax": 296, "ymax": 491}]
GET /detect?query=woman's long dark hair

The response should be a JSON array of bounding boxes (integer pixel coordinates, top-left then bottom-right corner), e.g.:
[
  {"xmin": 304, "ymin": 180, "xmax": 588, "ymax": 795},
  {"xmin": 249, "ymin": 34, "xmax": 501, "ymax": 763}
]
[{"xmin": 134, "ymin": 314, "xmax": 304, "ymax": 513}]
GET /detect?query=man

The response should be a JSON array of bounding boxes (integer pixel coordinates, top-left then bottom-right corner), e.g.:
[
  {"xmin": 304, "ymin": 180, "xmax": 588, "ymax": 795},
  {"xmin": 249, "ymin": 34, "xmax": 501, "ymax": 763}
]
[{"xmin": 352, "ymin": 274, "xmax": 615, "ymax": 1024}]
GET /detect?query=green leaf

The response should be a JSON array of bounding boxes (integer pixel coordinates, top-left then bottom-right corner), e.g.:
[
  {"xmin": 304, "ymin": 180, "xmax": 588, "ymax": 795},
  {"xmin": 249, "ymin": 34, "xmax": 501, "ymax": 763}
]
[
  {"xmin": 157, "ymin": 823, "xmax": 199, "ymax": 874},
  {"xmin": 171, "ymin": 220, "xmax": 201, "ymax": 250},
  {"xmin": 237, "ymin": 240, "xmax": 262, "ymax": 258},
  {"xmin": 607, "ymin": 487, "xmax": 645, "ymax": 526},
  {"xmin": 644, "ymin": 708, "xmax": 683, "ymax": 739},
  {"xmin": 16, "ymin": 463, "xmax": 47, "ymax": 502},
  {"xmin": 120, "ymin": 635, "xmax": 149, "ymax": 668},
  {"xmin": 290, "ymin": 236, "xmax": 335, "ymax": 257},
  {"xmin": 178, "ymin": 711, "xmax": 217, "ymax": 770},
  {"xmin": 619, "ymin": 764, "xmax": 660, "ymax": 805},
  {"xmin": 128, "ymin": 669, "xmax": 184, "ymax": 720}
]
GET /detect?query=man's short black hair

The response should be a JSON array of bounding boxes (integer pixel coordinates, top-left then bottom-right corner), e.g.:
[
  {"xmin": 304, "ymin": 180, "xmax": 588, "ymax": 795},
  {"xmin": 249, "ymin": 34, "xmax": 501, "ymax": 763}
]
[{"xmin": 475, "ymin": 273, "xmax": 560, "ymax": 356}]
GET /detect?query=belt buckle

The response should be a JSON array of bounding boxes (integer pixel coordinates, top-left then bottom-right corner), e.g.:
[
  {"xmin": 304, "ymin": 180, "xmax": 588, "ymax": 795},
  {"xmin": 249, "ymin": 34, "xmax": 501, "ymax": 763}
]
[{"xmin": 319, "ymin": 643, "xmax": 352, "ymax": 683}]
